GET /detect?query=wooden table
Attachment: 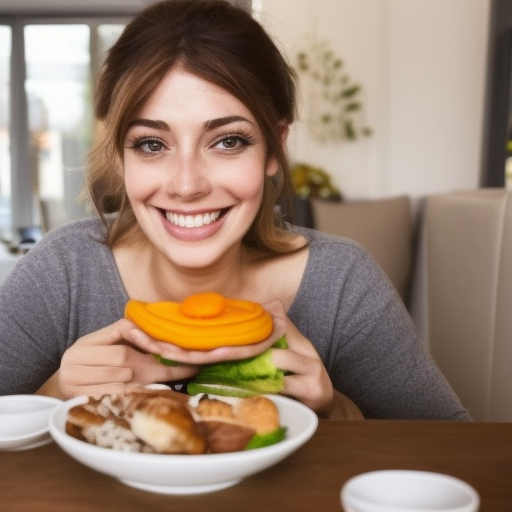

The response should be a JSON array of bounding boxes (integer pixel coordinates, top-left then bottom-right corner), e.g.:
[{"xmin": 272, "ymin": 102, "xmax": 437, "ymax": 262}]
[{"xmin": 1, "ymin": 420, "xmax": 511, "ymax": 512}]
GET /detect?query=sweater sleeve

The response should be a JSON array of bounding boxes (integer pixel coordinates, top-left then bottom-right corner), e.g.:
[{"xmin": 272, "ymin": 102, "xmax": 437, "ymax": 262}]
[
  {"xmin": 0, "ymin": 218, "xmax": 127, "ymax": 395},
  {"xmin": 288, "ymin": 228, "xmax": 471, "ymax": 421},
  {"xmin": 0, "ymin": 239, "xmax": 71, "ymax": 394}
]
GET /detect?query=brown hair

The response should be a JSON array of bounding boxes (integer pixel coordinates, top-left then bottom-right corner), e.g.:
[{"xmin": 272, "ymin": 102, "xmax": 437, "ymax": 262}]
[{"xmin": 87, "ymin": 0, "xmax": 299, "ymax": 252}]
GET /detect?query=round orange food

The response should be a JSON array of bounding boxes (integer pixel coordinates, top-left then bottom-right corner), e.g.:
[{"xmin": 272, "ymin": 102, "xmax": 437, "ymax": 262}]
[{"xmin": 125, "ymin": 292, "xmax": 273, "ymax": 350}]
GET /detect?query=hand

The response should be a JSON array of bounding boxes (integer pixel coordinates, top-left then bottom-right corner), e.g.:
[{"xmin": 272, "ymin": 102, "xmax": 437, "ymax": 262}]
[
  {"xmin": 264, "ymin": 300, "xmax": 334, "ymax": 415},
  {"xmin": 43, "ymin": 319, "xmax": 199, "ymax": 399}
]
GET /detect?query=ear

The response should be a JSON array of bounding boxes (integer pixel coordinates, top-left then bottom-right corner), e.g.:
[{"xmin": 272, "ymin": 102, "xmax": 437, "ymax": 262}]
[
  {"xmin": 265, "ymin": 123, "xmax": 290, "ymax": 177},
  {"xmin": 265, "ymin": 155, "xmax": 279, "ymax": 177}
]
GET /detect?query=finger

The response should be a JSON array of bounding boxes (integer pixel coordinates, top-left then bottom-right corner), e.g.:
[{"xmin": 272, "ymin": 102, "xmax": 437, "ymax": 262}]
[
  {"xmin": 127, "ymin": 327, "xmax": 280, "ymax": 365},
  {"xmin": 137, "ymin": 353, "xmax": 199, "ymax": 383},
  {"xmin": 69, "ymin": 382, "xmax": 142, "ymax": 399},
  {"xmin": 280, "ymin": 321, "xmax": 319, "ymax": 358},
  {"xmin": 281, "ymin": 375, "xmax": 318, "ymax": 409},
  {"xmin": 62, "ymin": 358, "xmax": 198, "ymax": 398},
  {"xmin": 280, "ymin": 373, "xmax": 332, "ymax": 411},
  {"xmin": 62, "ymin": 364, "xmax": 134, "ymax": 387},
  {"xmin": 63, "ymin": 344, "xmax": 135, "ymax": 366},
  {"xmin": 203, "ymin": 315, "xmax": 286, "ymax": 362},
  {"xmin": 262, "ymin": 300, "xmax": 315, "ymax": 355},
  {"xmin": 271, "ymin": 347, "xmax": 320, "ymax": 376},
  {"xmin": 261, "ymin": 299, "xmax": 285, "ymax": 315},
  {"xmin": 158, "ymin": 336, "xmax": 277, "ymax": 364},
  {"xmin": 75, "ymin": 348, "xmax": 199, "ymax": 385},
  {"xmin": 75, "ymin": 319, "xmax": 137, "ymax": 347}
]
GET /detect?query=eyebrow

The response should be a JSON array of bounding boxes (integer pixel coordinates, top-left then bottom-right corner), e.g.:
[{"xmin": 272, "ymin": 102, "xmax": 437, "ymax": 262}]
[
  {"xmin": 127, "ymin": 115, "xmax": 253, "ymax": 132},
  {"xmin": 127, "ymin": 119, "xmax": 169, "ymax": 130},
  {"xmin": 203, "ymin": 115, "xmax": 254, "ymax": 131}
]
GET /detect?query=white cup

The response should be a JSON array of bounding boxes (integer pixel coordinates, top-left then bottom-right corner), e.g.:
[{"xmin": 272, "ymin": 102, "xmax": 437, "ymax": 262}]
[
  {"xmin": 341, "ymin": 470, "xmax": 480, "ymax": 512},
  {"xmin": 0, "ymin": 395, "xmax": 62, "ymax": 439}
]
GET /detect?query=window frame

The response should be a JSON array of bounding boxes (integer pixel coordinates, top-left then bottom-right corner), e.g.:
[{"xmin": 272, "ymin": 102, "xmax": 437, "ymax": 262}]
[{"xmin": 0, "ymin": 14, "xmax": 131, "ymax": 239}]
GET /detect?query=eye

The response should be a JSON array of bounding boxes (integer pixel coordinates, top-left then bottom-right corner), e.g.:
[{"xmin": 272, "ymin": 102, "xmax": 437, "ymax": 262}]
[
  {"xmin": 220, "ymin": 137, "xmax": 240, "ymax": 149},
  {"xmin": 144, "ymin": 140, "xmax": 164, "ymax": 152},
  {"xmin": 126, "ymin": 136, "xmax": 167, "ymax": 155},
  {"xmin": 211, "ymin": 133, "xmax": 256, "ymax": 152}
]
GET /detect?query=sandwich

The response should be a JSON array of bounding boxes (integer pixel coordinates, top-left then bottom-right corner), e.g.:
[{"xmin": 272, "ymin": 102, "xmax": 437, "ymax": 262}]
[{"xmin": 124, "ymin": 292, "xmax": 288, "ymax": 398}]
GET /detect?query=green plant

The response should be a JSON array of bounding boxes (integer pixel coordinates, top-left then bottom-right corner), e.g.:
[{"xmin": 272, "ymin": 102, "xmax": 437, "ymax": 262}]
[
  {"xmin": 295, "ymin": 38, "xmax": 372, "ymax": 143},
  {"xmin": 291, "ymin": 162, "xmax": 342, "ymax": 201}
]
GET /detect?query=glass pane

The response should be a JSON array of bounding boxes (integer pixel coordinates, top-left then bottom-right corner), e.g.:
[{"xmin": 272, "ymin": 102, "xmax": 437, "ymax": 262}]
[
  {"xmin": 97, "ymin": 24, "xmax": 125, "ymax": 61},
  {"xmin": 0, "ymin": 26, "xmax": 11, "ymax": 237},
  {"xmin": 24, "ymin": 24, "xmax": 91, "ymax": 228}
]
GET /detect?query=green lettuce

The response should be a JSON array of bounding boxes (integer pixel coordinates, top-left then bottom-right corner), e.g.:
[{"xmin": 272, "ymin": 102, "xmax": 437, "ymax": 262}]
[
  {"xmin": 187, "ymin": 335, "xmax": 288, "ymax": 398},
  {"xmin": 154, "ymin": 354, "xmax": 180, "ymax": 366},
  {"xmin": 245, "ymin": 427, "xmax": 287, "ymax": 450}
]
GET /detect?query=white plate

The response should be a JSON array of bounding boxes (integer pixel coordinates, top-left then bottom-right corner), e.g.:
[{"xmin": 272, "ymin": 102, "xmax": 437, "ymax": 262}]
[
  {"xmin": 49, "ymin": 394, "xmax": 318, "ymax": 494},
  {"xmin": 0, "ymin": 395, "xmax": 62, "ymax": 451}
]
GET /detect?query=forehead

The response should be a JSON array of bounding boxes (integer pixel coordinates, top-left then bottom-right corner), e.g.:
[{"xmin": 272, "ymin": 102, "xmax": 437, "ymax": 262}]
[{"xmin": 135, "ymin": 67, "xmax": 256, "ymax": 124}]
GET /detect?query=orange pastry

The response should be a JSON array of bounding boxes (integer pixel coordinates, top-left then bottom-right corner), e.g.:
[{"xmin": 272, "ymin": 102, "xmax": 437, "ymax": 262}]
[{"xmin": 125, "ymin": 292, "xmax": 273, "ymax": 350}]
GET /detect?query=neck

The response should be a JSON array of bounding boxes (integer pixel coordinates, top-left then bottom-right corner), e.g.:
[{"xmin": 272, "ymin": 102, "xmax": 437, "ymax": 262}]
[{"xmin": 117, "ymin": 240, "xmax": 261, "ymax": 303}]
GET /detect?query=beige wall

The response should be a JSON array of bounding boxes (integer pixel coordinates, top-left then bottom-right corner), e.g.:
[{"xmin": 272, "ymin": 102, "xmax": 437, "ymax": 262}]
[{"xmin": 259, "ymin": 0, "xmax": 491, "ymax": 201}]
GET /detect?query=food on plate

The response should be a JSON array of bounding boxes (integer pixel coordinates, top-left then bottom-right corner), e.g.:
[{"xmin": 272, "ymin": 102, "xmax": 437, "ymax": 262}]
[
  {"xmin": 195, "ymin": 394, "xmax": 285, "ymax": 452},
  {"xmin": 65, "ymin": 389, "xmax": 286, "ymax": 454},
  {"xmin": 125, "ymin": 292, "xmax": 289, "ymax": 398}
]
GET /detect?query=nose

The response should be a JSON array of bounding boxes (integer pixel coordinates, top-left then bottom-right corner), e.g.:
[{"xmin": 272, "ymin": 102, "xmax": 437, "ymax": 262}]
[{"xmin": 166, "ymin": 153, "xmax": 212, "ymax": 200}]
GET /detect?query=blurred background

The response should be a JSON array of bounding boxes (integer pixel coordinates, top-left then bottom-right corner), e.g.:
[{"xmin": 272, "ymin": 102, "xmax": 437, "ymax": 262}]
[{"xmin": 0, "ymin": 0, "xmax": 507, "ymax": 241}]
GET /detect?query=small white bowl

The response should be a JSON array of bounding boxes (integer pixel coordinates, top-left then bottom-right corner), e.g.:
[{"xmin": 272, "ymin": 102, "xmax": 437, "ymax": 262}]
[
  {"xmin": 341, "ymin": 470, "xmax": 480, "ymax": 512},
  {"xmin": 49, "ymin": 394, "xmax": 318, "ymax": 495},
  {"xmin": 0, "ymin": 395, "xmax": 62, "ymax": 451}
]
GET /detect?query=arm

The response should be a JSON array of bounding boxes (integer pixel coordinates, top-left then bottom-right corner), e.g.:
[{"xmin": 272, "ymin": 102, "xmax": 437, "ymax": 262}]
[
  {"xmin": 0, "ymin": 249, "xmax": 65, "ymax": 394},
  {"xmin": 290, "ymin": 230, "xmax": 471, "ymax": 421},
  {"xmin": 327, "ymin": 390, "xmax": 364, "ymax": 420}
]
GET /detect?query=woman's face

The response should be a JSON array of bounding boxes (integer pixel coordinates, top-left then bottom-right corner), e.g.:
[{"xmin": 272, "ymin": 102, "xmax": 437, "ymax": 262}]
[{"xmin": 123, "ymin": 67, "xmax": 277, "ymax": 269}]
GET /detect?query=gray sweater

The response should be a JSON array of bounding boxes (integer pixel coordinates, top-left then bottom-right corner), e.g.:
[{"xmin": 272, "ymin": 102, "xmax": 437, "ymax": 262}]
[{"xmin": 0, "ymin": 218, "xmax": 471, "ymax": 420}]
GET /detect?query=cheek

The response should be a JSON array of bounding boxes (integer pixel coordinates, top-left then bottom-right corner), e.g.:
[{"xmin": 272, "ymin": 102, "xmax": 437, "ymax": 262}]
[
  {"xmin": 225, "ymin": 160, "xmax": 267, "ymax": 201},
  {"xmin": 231, "ymin": 173, "xmax": 264, "ymax": 201},
  {"xmin": 123, "ymin": 164, "xmax": 157, "ymax": 202}
]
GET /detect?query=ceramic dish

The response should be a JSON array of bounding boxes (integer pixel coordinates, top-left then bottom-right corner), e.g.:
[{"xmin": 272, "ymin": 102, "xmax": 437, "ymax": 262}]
[
  {"xmin": 341, "ymin": 470, "xmax": 480, "ymax": 512},
  {"xmin": 0, "ymin": 395, "xmax": 62, "ymax": 451},
  {"xmin": 49, "ymin": 394, "xmax": 318, "ymax": 495}
]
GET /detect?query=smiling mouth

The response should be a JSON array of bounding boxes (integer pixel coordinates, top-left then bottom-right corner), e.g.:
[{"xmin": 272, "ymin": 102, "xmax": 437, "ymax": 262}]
[{"xmin": 165, "ymin": 209, "xmax": 227, "ymax": 228}]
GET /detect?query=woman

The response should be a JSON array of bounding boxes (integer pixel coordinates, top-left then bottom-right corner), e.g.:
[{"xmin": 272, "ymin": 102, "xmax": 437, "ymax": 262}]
[{"xmin": 0, "ymin": 0, "xmax": 471, "ymax": 420}]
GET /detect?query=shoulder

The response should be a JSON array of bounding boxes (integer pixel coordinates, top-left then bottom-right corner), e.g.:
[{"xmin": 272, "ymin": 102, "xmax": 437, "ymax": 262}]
[
  {"xmin": 289, "ymin": 225, "xmax": 396, "ymax": 306},
  {"xmin": 290, "ymin": 225, "xmax": 372, "ymax": 269},
  {"xmin": 41, "ymin": 217, "xmax": 107, "ymax": 247},
  {"xmin": 29, "ymin": 217, "xmax": 108, "ymax": 259},
  {"xmin": 13, "ymin": 217, "xmax": 111, "ymax": 276}
]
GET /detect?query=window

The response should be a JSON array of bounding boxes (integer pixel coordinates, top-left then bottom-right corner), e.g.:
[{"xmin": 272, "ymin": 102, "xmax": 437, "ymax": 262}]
[
  {"xmin": 0, "ymin": 17, "xmax": 127, "ymax": 244},
  {"xmin": 0, "ymin": 26, "xmax": 11, "ymax": 236}
]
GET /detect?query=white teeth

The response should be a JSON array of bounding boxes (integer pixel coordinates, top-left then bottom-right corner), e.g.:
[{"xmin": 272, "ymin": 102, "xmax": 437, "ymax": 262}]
[{"xmin": 166, "ymin": 210, "xmax": 221, "ymax": 228}]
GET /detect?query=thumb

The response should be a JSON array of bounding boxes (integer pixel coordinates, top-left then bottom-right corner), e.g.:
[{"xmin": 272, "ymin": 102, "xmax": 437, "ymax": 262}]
[{"xmin": 262, "ymin": 300, "xmax": 287, "ymax": 338}]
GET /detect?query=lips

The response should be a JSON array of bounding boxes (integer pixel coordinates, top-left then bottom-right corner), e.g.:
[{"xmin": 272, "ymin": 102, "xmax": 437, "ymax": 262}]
[{"xmin": 165, "ymin": 209, "xmax": 222, "ymax": 228}]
